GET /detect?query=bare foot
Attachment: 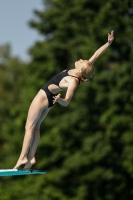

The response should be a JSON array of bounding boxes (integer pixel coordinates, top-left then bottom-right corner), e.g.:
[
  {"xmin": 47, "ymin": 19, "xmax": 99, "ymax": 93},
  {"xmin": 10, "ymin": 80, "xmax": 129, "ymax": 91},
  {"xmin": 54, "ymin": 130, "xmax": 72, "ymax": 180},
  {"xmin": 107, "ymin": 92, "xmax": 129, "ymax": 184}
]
[
  {"xmin": 23, "ymin": 157, "xmax": 36, "ymax": 169},
  {"xmin": 13, "ymin": 156, "xmax": 28, "ymax": 169}
]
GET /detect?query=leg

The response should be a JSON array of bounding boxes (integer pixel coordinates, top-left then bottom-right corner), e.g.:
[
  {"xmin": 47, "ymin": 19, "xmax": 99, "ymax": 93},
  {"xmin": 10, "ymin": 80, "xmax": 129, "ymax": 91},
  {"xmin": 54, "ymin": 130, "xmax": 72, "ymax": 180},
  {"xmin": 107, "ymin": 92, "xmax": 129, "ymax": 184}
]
[
  {"xmin": 13, "ymin": 90, "xmax": 49, "ymax": 169},
  {"xmin": 23, "ymin": 108, "xmax": 51, "ymax": 169}
]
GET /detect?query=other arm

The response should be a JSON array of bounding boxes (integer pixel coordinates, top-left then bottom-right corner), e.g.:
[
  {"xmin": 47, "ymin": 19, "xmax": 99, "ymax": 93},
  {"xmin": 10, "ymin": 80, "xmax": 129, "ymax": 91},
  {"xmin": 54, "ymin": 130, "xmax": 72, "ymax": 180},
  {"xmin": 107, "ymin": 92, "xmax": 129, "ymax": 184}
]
[
  {"xmin": 53, "ymin": 80, "xmax": 77, "ymax": 107},
  {"xmin": 89, "ymin": 30, "xmax": 114, "ymax": 64}
]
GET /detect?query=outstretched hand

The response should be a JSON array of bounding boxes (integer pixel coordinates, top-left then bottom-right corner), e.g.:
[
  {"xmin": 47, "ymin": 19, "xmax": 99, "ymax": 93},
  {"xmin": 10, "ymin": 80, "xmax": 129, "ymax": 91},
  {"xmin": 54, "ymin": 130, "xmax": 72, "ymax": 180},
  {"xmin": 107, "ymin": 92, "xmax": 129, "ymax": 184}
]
[
  {"xmin": 108, "ymin": 30, "xmax": 114, "ymax": 44},
  {"xmin": 53, "ymin": 94, "xmax": 61, "ymax": 104}
]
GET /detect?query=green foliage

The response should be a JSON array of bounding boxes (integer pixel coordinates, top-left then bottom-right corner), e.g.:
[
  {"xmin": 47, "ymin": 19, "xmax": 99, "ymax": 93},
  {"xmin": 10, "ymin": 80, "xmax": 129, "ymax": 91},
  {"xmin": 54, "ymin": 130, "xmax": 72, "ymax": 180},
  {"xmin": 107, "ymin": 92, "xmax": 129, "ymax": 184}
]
[
  {"xmin": 0, "ymin": 0, "xmax": 133, "ymax": 200},
  {"xmin": 0, "ymin": 49, "xmax": 28, "ymax": 168}
]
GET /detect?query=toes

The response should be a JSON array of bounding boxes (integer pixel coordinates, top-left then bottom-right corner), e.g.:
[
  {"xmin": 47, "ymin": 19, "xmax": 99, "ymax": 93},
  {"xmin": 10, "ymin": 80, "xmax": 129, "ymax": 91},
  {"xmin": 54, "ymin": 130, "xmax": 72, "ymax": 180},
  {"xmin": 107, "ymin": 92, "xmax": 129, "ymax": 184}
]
[{"xmin": 13, "ymin": 158, "xmax": 28, "ymax": 169}]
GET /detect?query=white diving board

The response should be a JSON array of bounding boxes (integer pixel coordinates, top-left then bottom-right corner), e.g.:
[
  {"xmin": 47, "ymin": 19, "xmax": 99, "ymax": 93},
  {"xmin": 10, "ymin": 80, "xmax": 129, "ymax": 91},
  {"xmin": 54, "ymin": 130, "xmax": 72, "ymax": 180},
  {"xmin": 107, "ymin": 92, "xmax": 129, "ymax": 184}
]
[{"xmin": 0, "ymin": 169, "xmax": 46, "ymax": 176}]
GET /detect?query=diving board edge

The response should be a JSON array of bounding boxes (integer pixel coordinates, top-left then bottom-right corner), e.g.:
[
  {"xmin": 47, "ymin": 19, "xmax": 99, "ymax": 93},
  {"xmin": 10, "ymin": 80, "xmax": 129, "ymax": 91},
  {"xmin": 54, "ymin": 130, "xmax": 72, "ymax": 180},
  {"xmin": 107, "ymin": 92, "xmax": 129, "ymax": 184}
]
[{"xmin": 0, "ymin": 169, "xmax": 46, "ymax": 176}]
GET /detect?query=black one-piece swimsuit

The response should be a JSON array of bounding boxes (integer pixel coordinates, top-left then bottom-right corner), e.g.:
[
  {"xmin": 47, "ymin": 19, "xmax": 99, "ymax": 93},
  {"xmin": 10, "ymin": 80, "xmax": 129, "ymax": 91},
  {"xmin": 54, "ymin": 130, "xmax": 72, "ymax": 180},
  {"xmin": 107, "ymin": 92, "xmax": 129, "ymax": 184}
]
[{"xmin": 41, "ymin": 69, "xmax": 80, "ymax": 107}]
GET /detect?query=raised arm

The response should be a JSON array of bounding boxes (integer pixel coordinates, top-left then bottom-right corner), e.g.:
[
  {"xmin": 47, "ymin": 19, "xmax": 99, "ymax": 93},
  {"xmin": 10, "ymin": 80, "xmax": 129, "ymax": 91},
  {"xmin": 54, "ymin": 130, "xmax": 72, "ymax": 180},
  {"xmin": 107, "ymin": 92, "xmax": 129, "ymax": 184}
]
[{"xmin": 89, "ymin": 30, "xmax": 114, "ymax": 64}]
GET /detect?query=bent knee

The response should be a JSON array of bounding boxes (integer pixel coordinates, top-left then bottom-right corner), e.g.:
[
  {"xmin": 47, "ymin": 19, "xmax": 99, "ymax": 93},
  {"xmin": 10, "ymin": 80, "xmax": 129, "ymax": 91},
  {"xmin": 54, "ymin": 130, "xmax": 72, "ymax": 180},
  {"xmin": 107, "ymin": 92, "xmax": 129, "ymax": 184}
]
[
  {"xmin": 25, "ymin": 122, "xmax": 40, "ymax": 132},
  {"xmin": 25, "ymin": 122, "xmax": 35, "ymax": 131}
]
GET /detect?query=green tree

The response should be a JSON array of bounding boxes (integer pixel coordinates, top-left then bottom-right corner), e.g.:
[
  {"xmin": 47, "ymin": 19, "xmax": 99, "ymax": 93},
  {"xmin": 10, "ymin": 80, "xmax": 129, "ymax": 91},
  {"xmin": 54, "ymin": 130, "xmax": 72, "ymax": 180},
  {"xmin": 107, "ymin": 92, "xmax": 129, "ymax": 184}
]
[
  {"xmin": 26, "ymin": 0, "xmax": 133, "ymax": 199},
  {"xmin": 0, "ymin": 44, "xmax": 28, "ymax": 168},
  {"xmin": 0, "ymin": 0, "xmax": 133, "ymax": 200}
]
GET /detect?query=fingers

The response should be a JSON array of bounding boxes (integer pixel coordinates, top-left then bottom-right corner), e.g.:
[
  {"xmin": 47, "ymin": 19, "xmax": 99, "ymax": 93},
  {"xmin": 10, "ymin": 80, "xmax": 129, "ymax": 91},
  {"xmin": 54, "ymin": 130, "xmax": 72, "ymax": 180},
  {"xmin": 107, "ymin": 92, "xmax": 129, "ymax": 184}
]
[
  {"xmin": 53, "ymin": 96, "xmax": 57, "ymax": 104},
  {"xmin": 53, "ymin": 94, "xmax": 61, "ymax": 104},
  {"xmin": 108, "ymin": 30, "xmax": 114, "ymax": 42},
  {"xmin": 108, "ymin": 30, "xmax": 114, "ymax": 36},
  {"xmin": 110, "ymin": 30, "xmax": 114, "ymax": 36},
  {"xmin": 53, "ymin": 94, "xmax": 61, "ymax": 99}
]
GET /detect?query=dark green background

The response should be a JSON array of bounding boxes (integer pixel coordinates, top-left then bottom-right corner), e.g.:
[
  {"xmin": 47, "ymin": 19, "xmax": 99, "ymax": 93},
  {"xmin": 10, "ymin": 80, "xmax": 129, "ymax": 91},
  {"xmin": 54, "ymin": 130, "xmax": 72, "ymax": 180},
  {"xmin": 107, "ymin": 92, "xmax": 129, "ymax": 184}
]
[{"xmin": 0, "ymin": 0, "xmax": 133, "ymax": 199}]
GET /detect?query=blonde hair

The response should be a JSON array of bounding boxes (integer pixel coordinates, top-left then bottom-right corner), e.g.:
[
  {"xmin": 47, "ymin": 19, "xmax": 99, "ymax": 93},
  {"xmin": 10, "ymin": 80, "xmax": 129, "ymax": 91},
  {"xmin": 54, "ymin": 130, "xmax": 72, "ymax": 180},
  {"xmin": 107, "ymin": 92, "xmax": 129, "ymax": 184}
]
[{"xmin": 81, "ymin": 62, "xmax": 94, "ymax": 80}]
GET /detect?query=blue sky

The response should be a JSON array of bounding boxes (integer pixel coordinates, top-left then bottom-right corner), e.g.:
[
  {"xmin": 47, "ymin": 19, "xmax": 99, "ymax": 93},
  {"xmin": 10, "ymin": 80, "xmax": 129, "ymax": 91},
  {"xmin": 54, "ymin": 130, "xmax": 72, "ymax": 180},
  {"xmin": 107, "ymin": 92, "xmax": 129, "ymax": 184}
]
[{"xmin": 0, "ymin": 0, "xmax": 43, "ymax": 61}]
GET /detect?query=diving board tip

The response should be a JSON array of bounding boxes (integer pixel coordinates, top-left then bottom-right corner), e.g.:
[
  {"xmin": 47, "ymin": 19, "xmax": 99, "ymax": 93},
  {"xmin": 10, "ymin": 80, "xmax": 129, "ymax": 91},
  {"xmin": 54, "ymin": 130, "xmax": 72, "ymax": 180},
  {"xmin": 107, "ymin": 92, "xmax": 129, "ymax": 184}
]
[{"xmin": 0, "ymin": 169, "xmax": 46, "ymax": 176}]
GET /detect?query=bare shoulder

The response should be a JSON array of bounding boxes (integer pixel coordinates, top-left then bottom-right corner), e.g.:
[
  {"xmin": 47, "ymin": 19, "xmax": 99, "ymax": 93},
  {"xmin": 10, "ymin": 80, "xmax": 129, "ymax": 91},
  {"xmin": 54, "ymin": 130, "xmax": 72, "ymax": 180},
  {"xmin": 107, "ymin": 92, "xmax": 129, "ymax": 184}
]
[{"xmin": 66, "ymin": 76, "xmax": 78, "ymax": 86}]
